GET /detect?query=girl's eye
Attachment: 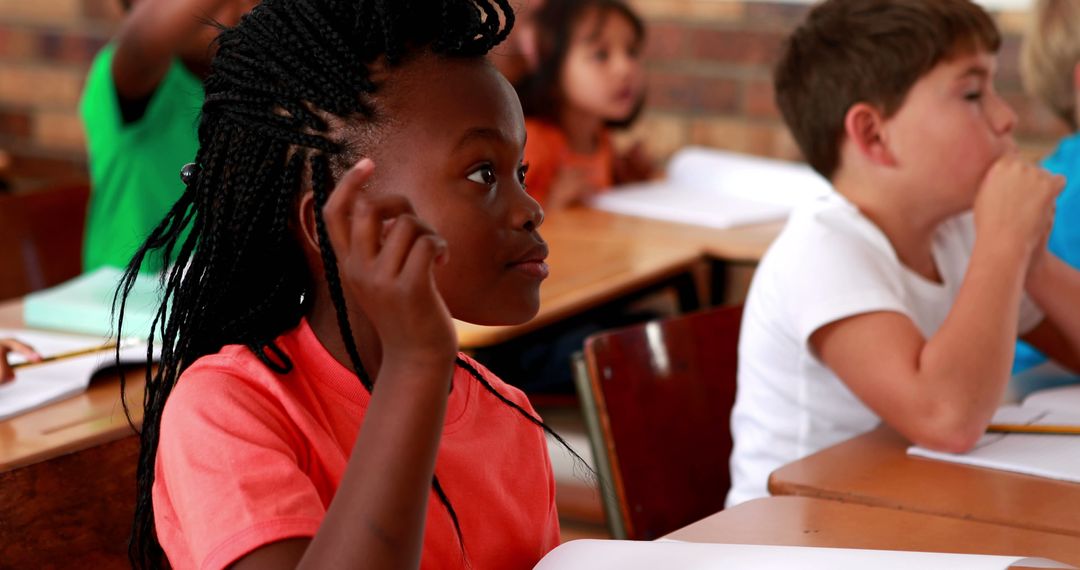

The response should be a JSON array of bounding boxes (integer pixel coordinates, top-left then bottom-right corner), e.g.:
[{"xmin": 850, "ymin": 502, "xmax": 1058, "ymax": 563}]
[
  {"xmin": 467, "ymin": 165, "xmax": 497, "ymax": 186},
  {"xmin": 592, "ymin": 48, "xmax": 610, "ymax": 62},
  {"xmin": 964, "ymin": 91, "xmax": 983, "ymax": 102},
  {"xmin": 518, "ymin": 163, "xmax": 530, "ymax": 187}
]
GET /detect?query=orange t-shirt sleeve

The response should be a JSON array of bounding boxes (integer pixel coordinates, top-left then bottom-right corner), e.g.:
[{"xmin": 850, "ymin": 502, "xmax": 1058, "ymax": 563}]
[
  {"xmin": 523, "ymin": 119, "xmax": 562, "ymax": 206},
  {"xmin": 154, "ymin": 362, "xmax": 324, "ymax": 570}
]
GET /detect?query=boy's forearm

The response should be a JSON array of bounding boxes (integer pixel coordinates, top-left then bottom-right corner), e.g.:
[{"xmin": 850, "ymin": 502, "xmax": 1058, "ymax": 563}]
[{"xmin": 915, "ymin": 239, "xmax": 1028, "ymax": 445}]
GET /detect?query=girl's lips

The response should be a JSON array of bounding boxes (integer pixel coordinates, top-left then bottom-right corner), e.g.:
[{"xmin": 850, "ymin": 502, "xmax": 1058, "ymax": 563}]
[{"xmin": 510, "ymin": 260, "xmax": 550, "ymax": 280}]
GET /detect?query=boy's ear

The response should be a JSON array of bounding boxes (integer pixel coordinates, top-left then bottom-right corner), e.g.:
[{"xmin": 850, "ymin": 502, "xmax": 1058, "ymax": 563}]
[{"xmin": 843, "ymin": 102, "xmax": 896, "ymax": 167}]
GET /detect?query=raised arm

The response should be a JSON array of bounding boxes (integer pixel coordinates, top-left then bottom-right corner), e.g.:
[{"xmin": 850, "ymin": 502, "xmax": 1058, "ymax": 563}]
[
  {"xmin": 811, "ymin": 155, "xmax": 1064, "ymax": 453},
  {"xmin": 230, "ymin": 159, "xmax": 458, "ymax": 570},
  {"xmin": 111, "ymin": 0, "xmax": 247, "ymax": 108}
]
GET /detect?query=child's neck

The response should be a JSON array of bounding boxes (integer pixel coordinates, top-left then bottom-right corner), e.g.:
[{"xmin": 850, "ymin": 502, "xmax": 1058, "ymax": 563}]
[
  {"xmin": 559, "ymin": 104, "xmax": 604, "ymax": 154},
  {"xmin": 833, "ymin": 176, "xmax": 954, "ymax": 284},
  {"xmin": 308, "ymin": 291, "xmax": 385, "ymax": 381}
]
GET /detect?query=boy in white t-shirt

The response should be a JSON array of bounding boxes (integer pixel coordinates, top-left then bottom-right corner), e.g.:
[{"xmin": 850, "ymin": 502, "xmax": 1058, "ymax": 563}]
[{"xmin": 727, "ymin": 0, "xmax": 1080, "ymax": 507}]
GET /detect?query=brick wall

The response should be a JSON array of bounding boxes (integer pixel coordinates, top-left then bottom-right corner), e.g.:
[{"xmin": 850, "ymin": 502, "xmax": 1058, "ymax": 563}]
[
  {"xmin": 619, "ymin": 0, "xmax": 1071, "ymax": 167},
  {"xmin": 0, "ymin": 0, "xmax": 1070, "ymax": 189}
]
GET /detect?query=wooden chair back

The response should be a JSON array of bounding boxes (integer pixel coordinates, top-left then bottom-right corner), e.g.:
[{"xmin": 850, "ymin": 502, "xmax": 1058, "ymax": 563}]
[
  {"xmin": 573, "ymin": 305, "xmax": 743, "ymax": 540},
  {"xmin": 0, "ymin": 182, "xmax": 89, "ymax": 301}
]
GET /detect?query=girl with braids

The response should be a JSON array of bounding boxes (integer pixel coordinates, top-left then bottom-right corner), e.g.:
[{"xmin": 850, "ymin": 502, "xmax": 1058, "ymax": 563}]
[{"xmin": 116, "ymin": 0, "xmax": 582, "ymax": 568}]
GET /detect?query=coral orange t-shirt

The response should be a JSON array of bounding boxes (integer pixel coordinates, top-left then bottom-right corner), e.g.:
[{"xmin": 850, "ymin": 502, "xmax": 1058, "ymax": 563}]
[
  {"xmin": 523, "ymin": 118, "xmax": 614, "ymax": 206},
  {"xmin": 153, "ymin": 319, "xmax": 560, "ymax": 570}
]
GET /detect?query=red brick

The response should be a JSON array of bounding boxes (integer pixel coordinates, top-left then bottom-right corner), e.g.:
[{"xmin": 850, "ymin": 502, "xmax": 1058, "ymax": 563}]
[
  {"xmin": 37, "ymin": 29, "xmax": 108, "ymax": 64},
  {"xmin": 0, "ymin": 108, "xmax": 32, "ymax": 137},
  {"xmin": 643, "ymin": 23, "xmax": 686, "ymax": 61},
  {"xmin": 0, "ymin": 25, "xmax": 39, "ymax": 60},
  {"xmin": 82, "ymin": 0, "xmax": 125, "ymax": 22},
  {"xmin": 743, "ymin": 77, "xmax": 778, "ymax": 119},
  {"xmin": 690, "ymin": 28, "xmax": 785, "ymax": 66},
  {"xmin": 1003, "ymin": 92, "xmax": 1071, "ymax": 140},
  {"xmin": 995, "ymin": 33, "xmax": 1023, "ymax": 94},
  {"xmin": 647, "ymin": 71, "xmax": 739, "ymax": 114},
  {"xmin": 742, "ymin": 3, "xmax": 809, "ymax": 31}
]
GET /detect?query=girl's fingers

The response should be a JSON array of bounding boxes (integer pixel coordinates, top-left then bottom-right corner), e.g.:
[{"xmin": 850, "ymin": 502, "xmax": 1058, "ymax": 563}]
[
  {"xmin": 351, "ymin": 194, "xmax": 414, "ymax": 262},
  {"xmin": 400, "ymin": 233, "xmax": 449, "ymax": 286},
  {"xmin": 323, "ymin": 158, "xmax": 376, "ymax": 253},
  {"xmin": 0, "ymin": 340, "xmax": 37, "ymax": 384},
  {"xmin": 376, "ymin": 214, "xmax": 439, "ymax": 277},
  {"xmin": 0, "ymin": 338, "xmax": 41, "ymax": 361}
]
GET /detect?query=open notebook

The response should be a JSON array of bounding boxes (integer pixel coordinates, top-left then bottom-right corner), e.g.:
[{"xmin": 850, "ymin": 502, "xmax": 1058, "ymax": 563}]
[
  {"xmin": 908, "ymin": 385, "xmax": 1080, "ymax": 483},
  {"xmin": 588, "ymin": 147, "xmax": 833, "ymax": 229},
  {"xmin": 534, "ymin": 540, "xmax": 1074, "ymax": 569},
  {"xmin": 0, "ymin": 328, "xmax": 152, "ymax": 421}
]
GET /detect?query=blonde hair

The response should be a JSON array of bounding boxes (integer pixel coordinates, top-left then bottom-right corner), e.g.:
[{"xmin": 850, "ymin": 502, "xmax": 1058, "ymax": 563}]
[{"xmin": 1021, "ymin": 0, "xmax": 1080, "ymax": 131}]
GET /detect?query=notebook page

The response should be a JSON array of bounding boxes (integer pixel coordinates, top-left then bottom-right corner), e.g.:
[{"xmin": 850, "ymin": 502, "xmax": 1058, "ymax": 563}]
[
  {"xmin": 666, "ymin": 147, "xmax": 833, "ymax": 207},
  {"xmin": 589, "ymin": 181, "xmax": 791, "ymax": 229},
  {"xmin": 533, "ymin": 540, "xmax": 1073, "ymax": 570},
  {"xmin": 908, "ymin": 406, "xmax": 1080, "ymax": 483},
  {"xmin": 1023, "ymin": 384, "xmax": 1080, "ymax": 415},
  {"xmin": 589, "ymin": 147, "xmax": 832, "ymax": 229},
  {"xmin": 0, "ymin": 328, "xmax": 151, "ymax": 421}
]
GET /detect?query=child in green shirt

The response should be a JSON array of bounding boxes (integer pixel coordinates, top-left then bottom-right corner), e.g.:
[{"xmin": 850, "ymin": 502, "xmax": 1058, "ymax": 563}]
[{"xmin": 80, "ymin": 0, "xmax": 256, "ymax": 273}]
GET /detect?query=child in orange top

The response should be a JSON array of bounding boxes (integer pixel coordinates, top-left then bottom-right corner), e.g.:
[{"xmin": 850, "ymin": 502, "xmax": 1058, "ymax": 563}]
[
  {"xmin": 517, "ymin": 0, "xmax": 651, "ymax": 209},
  {"xmin": 115, "ymin": 1, "xmax": 581, "ymax": 568}
]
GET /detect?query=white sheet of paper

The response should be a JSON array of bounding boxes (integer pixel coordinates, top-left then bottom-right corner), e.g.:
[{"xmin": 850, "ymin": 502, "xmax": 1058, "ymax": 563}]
[
  {"xmin": 533, "ymin": 540, "xmax": 1073, "ymax": 570},
  {"xmin": 1023, "ymin": 384, "xmax": 1080, "ymax": 415},
  {"xmin": 588, "ymin": 147, "xmax": 832, "ymax": 229},
  {"xmin": 908, "ymin": 405, "xmax": 1080, "ymax": 483},
  {"xmin": 0, "ymin": 328, "xmax": 150, "ymax": 421}
]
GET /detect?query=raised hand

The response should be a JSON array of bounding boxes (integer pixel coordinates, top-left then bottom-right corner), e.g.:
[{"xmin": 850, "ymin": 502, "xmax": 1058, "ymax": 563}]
[{"xmin": 322, "ymin": 159, "xmax": 457, "ymax": 370}]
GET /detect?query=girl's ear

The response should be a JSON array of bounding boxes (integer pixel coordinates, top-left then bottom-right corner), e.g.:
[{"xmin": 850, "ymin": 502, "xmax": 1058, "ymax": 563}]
[
  {"xmin": 843, "ymin": 102, "xmax": 897, "ymax": 167},
  {"xmin": 296, "ymin": 189, "xmax": 322, "ymax": 255}
]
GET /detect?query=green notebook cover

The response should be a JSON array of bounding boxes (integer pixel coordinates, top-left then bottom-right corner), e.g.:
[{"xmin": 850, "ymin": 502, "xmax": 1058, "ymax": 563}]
[{"xmin": 23, "ymin": 267, "xmax": 163, "ymax": 339}]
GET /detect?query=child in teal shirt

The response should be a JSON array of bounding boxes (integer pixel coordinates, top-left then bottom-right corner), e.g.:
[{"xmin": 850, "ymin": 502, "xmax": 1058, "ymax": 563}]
[{"xmin": 1013, "ymin": 0, "xmax": 1080, "ymax": 378}]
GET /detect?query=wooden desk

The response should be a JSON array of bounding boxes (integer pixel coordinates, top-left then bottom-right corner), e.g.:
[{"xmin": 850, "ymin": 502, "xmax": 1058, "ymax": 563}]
[
  {"xmin": 769, "ymin": 426, "xmax": 1080, "ymax": 538},
  {"xmin": 0, "ymin": 209, "xmax": 779, "ymax": 468},
  {"xmin": 666, "ymin": 496, "xmax": 1080, "ymax": 566},
  {"xmin": 456, "ymin": 208, "xmax": 780, "ymax": 348},
  {"xmin": 0, "ymin": 300, "xmax": 143, "ymax": 471}
]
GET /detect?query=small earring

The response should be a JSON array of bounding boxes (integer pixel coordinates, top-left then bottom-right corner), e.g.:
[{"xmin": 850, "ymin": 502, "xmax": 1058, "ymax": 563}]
[{"xmin": 180, "ymin": 162, "xmax": 200, "ymax": 186}]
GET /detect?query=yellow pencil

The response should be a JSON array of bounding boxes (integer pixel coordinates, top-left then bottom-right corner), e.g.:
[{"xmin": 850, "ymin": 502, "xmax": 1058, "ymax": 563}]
[
  {"xmin": 987, "ymin": 423, "xmax": 1080, "ymax": 436},
  {"xmin": 11, "ymin": 341, "xmax": 121, "ymax": 370}
]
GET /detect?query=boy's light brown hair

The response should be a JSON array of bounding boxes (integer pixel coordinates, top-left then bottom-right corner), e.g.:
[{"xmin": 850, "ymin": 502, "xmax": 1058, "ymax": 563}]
[
  {"xmin": 1021, "ymin": 0, "xmax": 1080, "ymax": 131},
  {"xmin": 774, "ymin": 0, "xmax": 1000, "ymax": 179}
]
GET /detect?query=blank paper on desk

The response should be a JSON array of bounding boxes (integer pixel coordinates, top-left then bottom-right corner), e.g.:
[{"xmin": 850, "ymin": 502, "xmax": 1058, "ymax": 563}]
[
  {"xmin": 909, "ymin": 406, "xmax": 1080, "ymax": 483},
  {"xmin": 589, "ymin": 147, "xmax": 832, "ymax": 229},
  {"xmin": 533, "ymin": 540, "xmax": 1074, "ymax": 569},
  {"xmin": 0, "ymin": 328, "xmax": 149, "ymax": 421}
]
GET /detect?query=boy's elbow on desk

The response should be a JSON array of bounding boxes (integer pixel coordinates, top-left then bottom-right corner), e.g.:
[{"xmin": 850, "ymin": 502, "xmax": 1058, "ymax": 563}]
[{"xmin": 899, "ymin": 409, "xmax": 987, "ymax": 454}]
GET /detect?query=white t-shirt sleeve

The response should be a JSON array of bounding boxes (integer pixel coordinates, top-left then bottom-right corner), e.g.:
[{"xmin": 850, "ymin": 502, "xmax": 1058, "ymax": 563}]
[{"xmin": 785, "ymin": 212, "xmax": 912, "ymax": 351}]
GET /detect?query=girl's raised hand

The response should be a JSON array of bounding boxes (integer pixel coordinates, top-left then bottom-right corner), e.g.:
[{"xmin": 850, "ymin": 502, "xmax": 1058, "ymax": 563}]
[
  {"xmin": 322, "ymin": 159, "xmax": 457, "ymax": 368},
  {"xmin": 0, "ymin": 338, "xmax": 41, "ymax": 384}
]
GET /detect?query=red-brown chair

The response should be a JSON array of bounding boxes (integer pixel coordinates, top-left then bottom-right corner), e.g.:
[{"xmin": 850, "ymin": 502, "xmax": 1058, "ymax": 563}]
[
  {"xmin": 572, "ymin": 305, "xmax": 742, "ymax": 540},
  {"xmin": 0, "ymin": 182, "xmax": 89, "ymax": 301}
]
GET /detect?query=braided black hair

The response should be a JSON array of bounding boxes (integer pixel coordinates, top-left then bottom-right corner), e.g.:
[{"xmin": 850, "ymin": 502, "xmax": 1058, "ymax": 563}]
[{"xmin": 114, "ymin": 1, "xmax": 587, "ymax": 567}]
